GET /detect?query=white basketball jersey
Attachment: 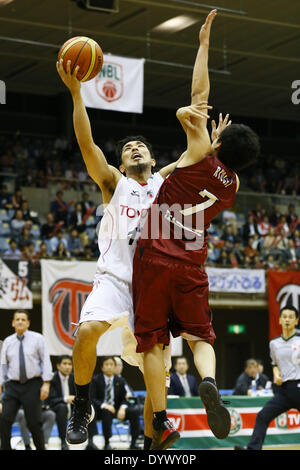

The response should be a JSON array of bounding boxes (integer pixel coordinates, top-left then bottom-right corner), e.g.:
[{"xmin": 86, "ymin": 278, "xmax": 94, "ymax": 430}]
[{"xmin": 96, "ymin": 172, "xmax": 164, "ymax": 284}]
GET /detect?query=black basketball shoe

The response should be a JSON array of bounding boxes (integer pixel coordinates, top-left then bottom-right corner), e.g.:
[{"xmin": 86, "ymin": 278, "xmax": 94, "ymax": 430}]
[
  {"xmin": 151, "ymin": 417, "xmax": 180, "ymax": 450},
  {"xmin": 199, "ymin": 380, "xmax": 231, "ymax": 439},
  {"xmin": 66, "ymin": 398, "xmax": 95, "ymax": 445}
]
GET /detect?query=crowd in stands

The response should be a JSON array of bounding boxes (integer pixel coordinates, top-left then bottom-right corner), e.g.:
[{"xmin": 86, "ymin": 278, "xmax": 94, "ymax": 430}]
[
  {"xmin": 1, "ymin": 132, "xmax": 300, "ymax": 195},
  {"xmin": 0, "ymin": 132, "xmax": 299, "ymax": 269}
]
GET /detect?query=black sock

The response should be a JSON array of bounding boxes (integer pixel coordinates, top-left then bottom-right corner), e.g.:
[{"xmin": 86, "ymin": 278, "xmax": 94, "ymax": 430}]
[
  {"xmin": 75, "ymin": 383, "xmax": 90, "ymax": 400},
  {"xmin": 153, "ymin": 410, "xmax": 167, "ymax": 423},
  {"xmin": 203, "ymin": 377, "xmax": 217, "ymax": 386},
  {"xmin": 144, "ymin": 435, "xmax": 152, "ymax": 450}
]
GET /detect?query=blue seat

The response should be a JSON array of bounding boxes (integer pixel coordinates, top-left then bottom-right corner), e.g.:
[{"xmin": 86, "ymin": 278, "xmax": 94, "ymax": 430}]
[
  {"xmin": 0, "ymin": 222, "xmax": 11, "ymax": 237},
  {"xmin": 0, "ymin": 237, "xmax": 10, "ymax": 252},
  {"xmin": 86, "ymin": 227, "xmax": 96, "ymax": 240},
  {"xmin": 0, "ymin": 209, "xmax": 10, "ymax": 222},
  {"xmin": 31, "ymin": 224, "xmax": 41, "ymax": 239},
  {"xmin": 86, "ymin": 216, "xmax": 96, "ymax": 227}
]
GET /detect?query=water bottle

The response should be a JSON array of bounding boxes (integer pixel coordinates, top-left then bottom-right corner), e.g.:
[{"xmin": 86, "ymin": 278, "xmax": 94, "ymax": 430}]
[{"xmin": 251, "ymin": 379, "xmax": 257, "ymax": 396}]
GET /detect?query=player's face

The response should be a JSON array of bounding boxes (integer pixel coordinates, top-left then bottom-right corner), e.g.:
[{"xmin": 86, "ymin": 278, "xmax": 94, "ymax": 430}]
[
  {"xmin": 279, "ymin": 309, "xmax": 299, "ymax": 330},
  {"xmin": 120, "ymin": 140, "xmax": 155, "ymax": 172}
]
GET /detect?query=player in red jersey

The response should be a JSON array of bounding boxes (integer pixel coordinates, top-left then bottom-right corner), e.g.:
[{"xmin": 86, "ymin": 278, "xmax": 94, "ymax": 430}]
[{"xmin": 132, "ymin": 9, "xmax": 260, "ymax": 450}]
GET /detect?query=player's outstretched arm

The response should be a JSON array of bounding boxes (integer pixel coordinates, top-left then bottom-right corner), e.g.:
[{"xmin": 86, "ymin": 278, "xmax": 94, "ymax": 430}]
[
  {"xmin": 191, "ymin": 9, "xmax": 217, "ymax": 109},
  {"xmin": 56, "ymin": 59, "xmax": 121, "ymax": 196},
  {"xmin": 159, "ymin": 102, "xmax": 212, "ymax": 178}
]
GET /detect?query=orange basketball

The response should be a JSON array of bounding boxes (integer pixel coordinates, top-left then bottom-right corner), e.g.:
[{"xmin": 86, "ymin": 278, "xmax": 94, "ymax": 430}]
[{"xmin": 58, "ymin": 36, "xmax": 103, "ymax": 82}]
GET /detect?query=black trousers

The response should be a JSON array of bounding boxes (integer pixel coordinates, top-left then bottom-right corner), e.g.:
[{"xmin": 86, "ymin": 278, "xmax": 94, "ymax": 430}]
[
  {"xmin": 1, "ymin": 377, "xmax": 45, "ymax": 450},
  {"xmin": 248, "ymin": 380, "xmax": 300, "ymax": 450},
  {"xmin": 88, "ymin": 404, "xmax": 141, "ymax": 446},
  {"xmin": 51, "ymin": 403, "xmax": 69, "ymax": 442}
]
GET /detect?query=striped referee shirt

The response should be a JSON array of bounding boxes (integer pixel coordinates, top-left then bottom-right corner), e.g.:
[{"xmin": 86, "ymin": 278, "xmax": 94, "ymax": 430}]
[
  {"xmin": 270, "ymin": 333, "xmax": 300, "ymax": 383},
  {"xmin": 0, "ymin": 330, "xmax": 53, "ymax": 386}
]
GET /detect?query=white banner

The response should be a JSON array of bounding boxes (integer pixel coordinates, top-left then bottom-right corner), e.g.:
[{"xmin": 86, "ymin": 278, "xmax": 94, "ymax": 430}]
[
  {"xmin": 81, "ymin": 54, "xmax": 145, "ymax": 113},
  {"xmin": 41, "ymin": 260, "xmax": 182, "ymax": 356},
  {"xmin": 0, "ymin": 259, "xmax": 32, "ymax": 309},
  {"xmin": 206, "ymin": 267, "xmax": 266, "ymax": 293}
]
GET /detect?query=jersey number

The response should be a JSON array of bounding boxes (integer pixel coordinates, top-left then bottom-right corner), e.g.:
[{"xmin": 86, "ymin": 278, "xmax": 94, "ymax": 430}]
[{"xmin": 180, "ymin": 189, "xmax": 218, "ymax": 216}]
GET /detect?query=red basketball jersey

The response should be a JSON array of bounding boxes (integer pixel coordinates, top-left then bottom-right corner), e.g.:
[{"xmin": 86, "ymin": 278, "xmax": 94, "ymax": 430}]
[{"xmin": 138, "ymin": 155, "xmax": 237, "ymax": 265}]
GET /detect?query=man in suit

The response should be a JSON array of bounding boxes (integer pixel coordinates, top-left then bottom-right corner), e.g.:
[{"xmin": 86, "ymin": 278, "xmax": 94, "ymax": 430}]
[
  {"xmin": 168, "ymin": 357, "xmax": 199, "ymax": 397},
  {"xmin": 233, "ymin": 358, "xmax": 269, "ymax": 395},
  {"xmin": 88, "ymin": 356, "xmax": 141, "ymax": 450},
  {"xmin": 47, "ymin": 355, "xmax": 75, "ymax": 450}
]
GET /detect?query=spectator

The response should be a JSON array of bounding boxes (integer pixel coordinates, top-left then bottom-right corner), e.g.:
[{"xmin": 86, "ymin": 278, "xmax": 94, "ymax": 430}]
[
  {"xmin": 244, "ymin": 236, "xmax": 259, "ymax": 260},
  {"xmin": 286, "ymin": 203, "xmax": 298, "ymax": 227},
  {"xmin": 53, "ymin": 241, "xmax": 71, "ymax": 260},
  {"xmin": 232, "ymin": 240, "xmax": 244, "ymax": 265},
  {"xmin": 50, "ymin": 191, "xmax": 73, "ymax": 224},
  {"xmin": 168, "ymin": 357, "xmax": 198, "ymax": 397},
  {"xmin": 250, "ymin": 203, "xmax": 265, "ymax": 224},
  {"xmin": 47, "ymin": 355, "xmax": 75, "ymax": 450},
  {"xmin": 35, "ymin": 242, "xmax": 51, "ymax": 260},
  {"xmin": 285, "ymin": 239, "xmax": 297, "ymax": 266},
  {"xmin": 15, "ymin": 405, "xmax": 56, "ymax": 450},
  {"xmin": 19, "ymin": 225, "xmax": 34, "ymax": 247},
  {"xmin": 80, "ymin": 192, "xmax": 95, "ymax": 216},
  {"xmin": 264, "ymin": 254, "xmax": 278, "ymax": 270},
  {"xmin": 243, "ymin": 215, "xmax": 258, "ymax": 243},
  {"xmin": 88, "ymin": 356, "xmax": 141, "ymax": 450},
  {"xmin": 41, "ymin": 213, "xmax": 57, "ymax": 240},
  {"xmin": 257, "ymin": 215, "xmax": 271, "ymax": 237},
  {"xmin": 68, "ymin": 203, "xmax": 86, "ymax": 234},
  {"xmin": 3, "ymin": 239, "xmax": 22, "ymax": 260},
  {"xmin": 222, "ymin": 225, "xmax": 236, "ymax": 245},
  {"xmin": 233, "ymin": 359, "xmax": 269, "ymax": 396},
  {"xmin": 49, "ymin": 229, "xmax": 68, "ymax": 254},
  {"xmin": 0, "ymin": 184, "xmax": 13, "ymax": 210},
  {"xmin": 21, "ymin": 242, "xmax": 38, "ymax": 264},
  {"xmin": 10, "ymin": 209, "xmax": 26, "ymax": 239},
  {"xmin": 217, "ymin": 249, "xmax": 231, "ymax": 266},
  {"xmin": 269, "ymin": 205, "xmax": 282, "ymax": 227},
  {"xmin": 222, "ymin": 209, "xmax": 238, "ymax": 235},
  {"xmin": 67, "ymin": 228, "xmax": 83, "ymax": 257},
  {"xmin": 0, "ymin": 310, "xmax": 53, "ymax": 450},
  {"xmin": 20, "ymin": 200, "xmax": 39, "ymax": 225},
  {"xmin": 11, "ymin": 188, "xmax": 25, "ymax": 210}
]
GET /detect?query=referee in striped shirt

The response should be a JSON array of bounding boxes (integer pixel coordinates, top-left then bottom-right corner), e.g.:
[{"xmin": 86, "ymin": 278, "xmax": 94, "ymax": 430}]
[{"xmin": 235, "ymin": 304, "xmax": 300, "ymax": 450}]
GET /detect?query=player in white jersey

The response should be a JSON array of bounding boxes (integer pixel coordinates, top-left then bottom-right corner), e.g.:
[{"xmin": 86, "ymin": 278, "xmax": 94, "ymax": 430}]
[{"xmin": 56, "ymin": 58, "xmax": 211, "ymax": 447}]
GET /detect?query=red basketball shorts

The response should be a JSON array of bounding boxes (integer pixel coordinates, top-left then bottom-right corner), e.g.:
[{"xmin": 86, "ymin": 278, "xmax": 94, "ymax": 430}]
[{"xmin": 132, "ymin": 247, "xmax": 216, "ymax": 353}]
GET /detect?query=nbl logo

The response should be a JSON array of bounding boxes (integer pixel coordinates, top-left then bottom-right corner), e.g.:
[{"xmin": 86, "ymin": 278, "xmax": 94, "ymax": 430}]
[
  {"xmin": 48, "ymin": 279, "xmax": 92, "ymax": 347},
  {"xmin": 95, "ymin": 62, "xmax": 124, "ymax": 103}
]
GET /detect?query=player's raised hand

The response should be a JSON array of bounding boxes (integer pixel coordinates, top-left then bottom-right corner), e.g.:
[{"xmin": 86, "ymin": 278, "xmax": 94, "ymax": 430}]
[
  {"xmin": 211, "ymin": 113, "xmax": 232, "ymax": 142},
  {"xmin": 199, "ymin": 9, "xmax": 217, "ymax": 46},
  {"xmin": 56, "ymin": 58, "xmax": 81, "ymax": 95},
  {"xmin": 176, "ymin": 102, "xmax": 213, "ymax": 131}
]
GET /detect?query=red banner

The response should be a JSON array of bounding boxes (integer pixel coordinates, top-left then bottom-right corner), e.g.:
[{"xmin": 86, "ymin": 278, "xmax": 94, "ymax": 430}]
[{"xmin": 267, "ymin": 270, "xmax": 300, "ymax": 340}]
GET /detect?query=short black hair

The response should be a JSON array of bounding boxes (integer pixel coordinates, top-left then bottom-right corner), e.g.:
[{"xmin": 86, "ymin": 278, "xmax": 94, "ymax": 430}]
[
  {"xmin": 280, "ymin": 305, "xmax": 299, "ymax": 318},
  {"xmin": 217, "ymin": 124, "xmax": 260, "ymax": 172},
  {"xmin": 13, "ymin": 310, "xmax": 30, "ymax": 321},
  {"xmin": 56, "ymin": 355, "xmax": 72, "ymax": 364},
  {"xmin": 100, "ymin": 356, "xmax": 117, "ymax": 367},
  {"xmin": 115, "ymin": 135, "xmax": 154, "ymax": 166}
]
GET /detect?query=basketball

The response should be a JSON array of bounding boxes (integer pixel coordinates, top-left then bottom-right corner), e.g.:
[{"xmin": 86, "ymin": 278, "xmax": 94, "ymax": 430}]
[{"xmin": 57, "ymin": 36, "xmax": 103, "ymax": 82}]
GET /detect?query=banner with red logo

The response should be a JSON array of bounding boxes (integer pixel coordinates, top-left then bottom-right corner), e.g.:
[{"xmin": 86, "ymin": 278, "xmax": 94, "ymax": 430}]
[
  {"xmin": 267, "ymin": 270, "xmax": 300, "ymax": 340},
  {"xmin": 81, "ymin": 54, "xmax": 145, "ymax": 114},
  {"xmin": 167, "ymin": 396, "xmax": 300, "ymax": 449},
  {"xmin": 41, "ymin": 260, "xmax": 128, "ymax": 356},
  {"xmin": 41, "ymin": 260, "xmax": 183, "ymax": 357},
  {"xmin": 0, "ymin": 259, "xmax": 32, "ymax": 309}
]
